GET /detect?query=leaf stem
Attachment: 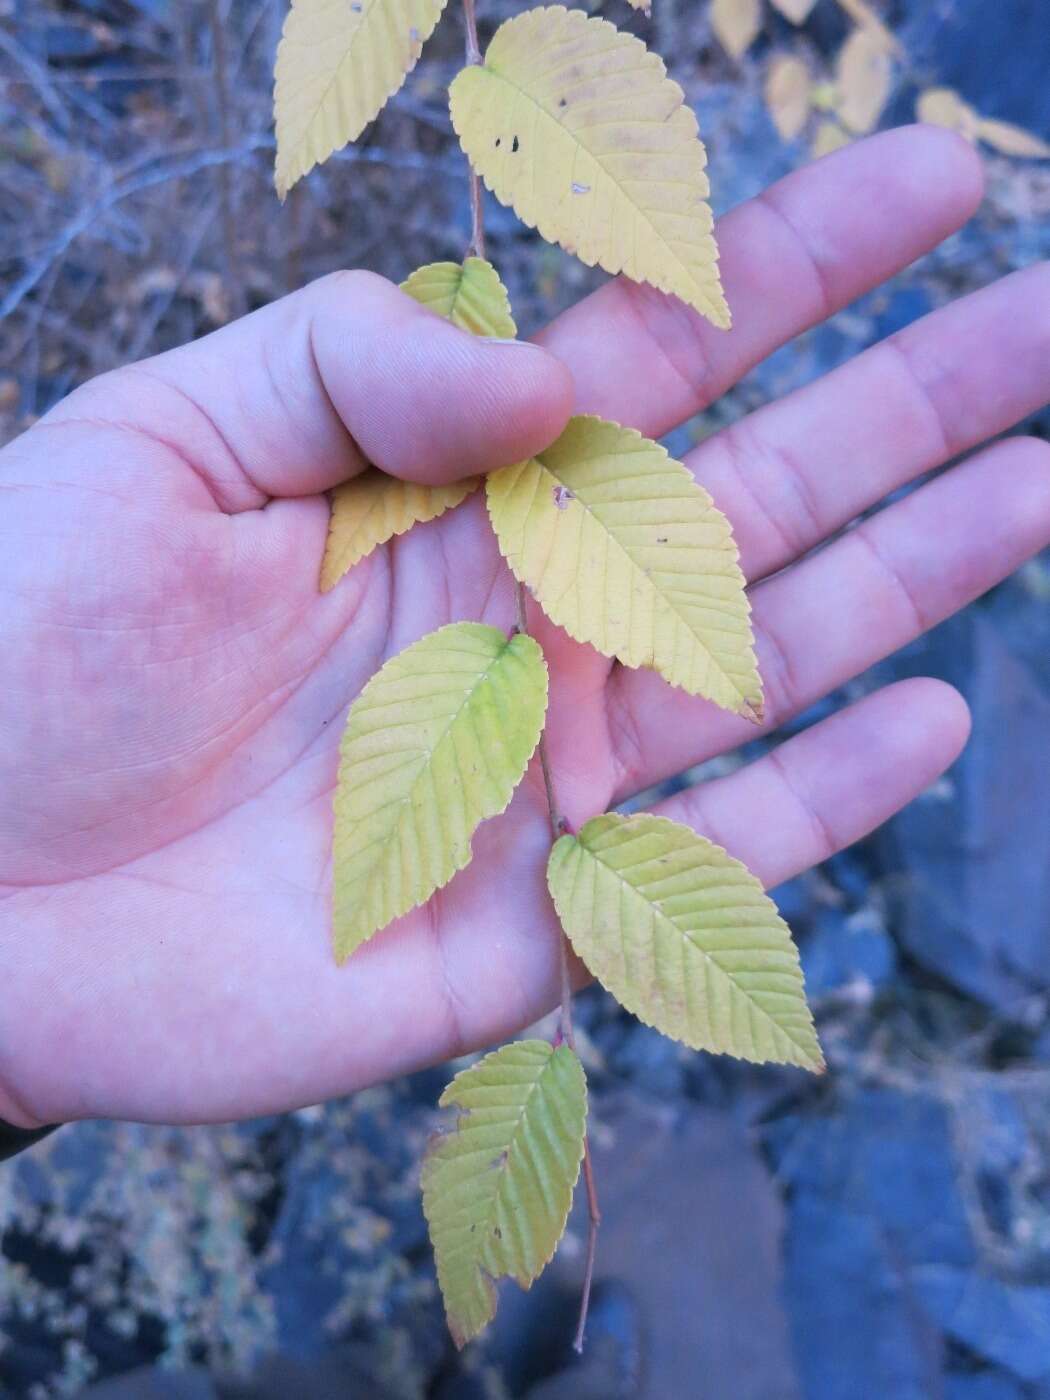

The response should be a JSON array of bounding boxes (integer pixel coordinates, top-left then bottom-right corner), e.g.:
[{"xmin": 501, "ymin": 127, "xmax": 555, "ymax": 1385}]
[
  {"xmin": 457, "ymin": 0, "xmax": 599, "ymax": 1340},
  {"xmin": 515, "ymin": 583, "xmax": 602, "ymax": 1354}
]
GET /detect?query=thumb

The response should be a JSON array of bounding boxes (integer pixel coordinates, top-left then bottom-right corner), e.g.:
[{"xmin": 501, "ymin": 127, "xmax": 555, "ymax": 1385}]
[{"xmin": 55, "ymin": 269, "xmax": 574, "ymax": 506}]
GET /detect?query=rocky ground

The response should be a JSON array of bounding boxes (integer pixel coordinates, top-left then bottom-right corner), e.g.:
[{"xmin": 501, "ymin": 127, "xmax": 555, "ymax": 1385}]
[{"xmin": 1, "ymin": 1, "xmax": 1049, "ymax": 1396}]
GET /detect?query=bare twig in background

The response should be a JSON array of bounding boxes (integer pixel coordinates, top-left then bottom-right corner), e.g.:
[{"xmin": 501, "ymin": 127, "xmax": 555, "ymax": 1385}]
[{"xmin": 207, "ymin": 0, "xmax": 245, "ymax": 317}]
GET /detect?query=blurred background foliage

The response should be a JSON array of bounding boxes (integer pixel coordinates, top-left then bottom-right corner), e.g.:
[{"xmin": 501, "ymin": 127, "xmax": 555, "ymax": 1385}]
[{"xmin": 1, "ymin": 0, "xmax": 1049, "ymax": 1396}]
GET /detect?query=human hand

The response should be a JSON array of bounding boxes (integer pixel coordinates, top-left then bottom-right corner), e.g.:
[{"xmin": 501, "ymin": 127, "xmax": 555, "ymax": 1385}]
[{"xmin": 1, "ymin": 126, "xmax": 1047, "ymax": 1130}]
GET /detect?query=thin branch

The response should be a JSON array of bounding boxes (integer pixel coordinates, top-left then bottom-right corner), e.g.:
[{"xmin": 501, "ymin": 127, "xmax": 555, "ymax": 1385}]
[
  {"xmin": 0, "ymin": 138, "xmax": 459, "ymax": 325},
  {"xmin": 574, "ymin": 1139, "xmax": 602, "ymax": 1353},
  {"xmin": 207, "ymin": 0, "xmax": 244, "ymax": 319},
  {"xmin": 461, "ymin": 0, "xmax": 486, "ymax": 259},
  {"xmin": 514, "ymin": 584, "xmax": 602, "ymax": 1354},
  {"xmin": 460, "ymin": 0, "xmax": 599, "ymax": 1344}
]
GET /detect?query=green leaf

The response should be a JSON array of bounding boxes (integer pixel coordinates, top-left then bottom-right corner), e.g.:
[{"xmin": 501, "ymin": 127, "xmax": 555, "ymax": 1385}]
[
  {"xmin": 547, "ymin": 813, "xmax": 823, "ymax": 1071},
  {"xmin": 401, "ymin": 257, "xmax": 518, "ymax": 338},
  {"xmin": 449, "ymin": 6, "xmax": 729, "ymax": 327},
  {"xmin": 486, "ymin": 415, "xmax": 762, "ymax": 719},
  {"xmin": 274, "ymin": 0, "xmax": 449, "ymax": 197},
  {"xmin": 332, "ymin": 622, "xmax": 547, "ymax": 960},
  {"xmin": 422, "ymin": 1039, "xmax": 587, "ymax": 1346}
]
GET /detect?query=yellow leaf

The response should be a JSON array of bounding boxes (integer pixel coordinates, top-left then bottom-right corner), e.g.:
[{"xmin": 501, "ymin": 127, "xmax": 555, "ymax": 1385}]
[
  {"xmin": 916, "ymin": 87, "xmax": 979, "ymax": 142},
  {"xmin": 765, "ymin": 54, "xmax": 812, "ymax": 139},
  {"xmin": 810, "ymin": 118, "xmax": 851, "ymax": 158},
  {"xmin": 422, "ymin": 1040, "xmax": 587, "ymax": 1346},
  {"xmin": 274, "ymin": 0, "xmax": 449, "ymax": 197},
  {"xmin": 547, "ymin": 813, "xmax": 824, "ymax": 1071},
  {"xmin": 400, "ymin": 257, "xmax": 519, "ymax": 338},
  {"xmin": 711, "ymin": 0, "xmax": 762, "ymax": 57},
  {"xmin": 321, "ymin": 475, "xmax": 476, "ymax": 590},
  {"xmin": 977, "ymin": 117, "xmax": 1050, "ymax": 160},
  {"xmin": 834, "ymin": 26, "xmax": 892, "ymax": 134},
  {"xmin": 449, "ymin": 6, "xmax": 730, "ymax": 328},
  {"xmin": 319, "ymin": 258, "xmax": 513, "ymax": 589},
  {"xmin": 486, "ymin": 415, "xmax": 761, "ymax": 717},
  {"xmin": 332, "ymin": 622, "xmax": 547, "ymax": 960},
  {"xmin": 833, "ymin": 0, "xmax": 898, "ymax": 52},
  {"xmin": 769, "ymin": 0, "xmax": 819, "ymax": 21}
]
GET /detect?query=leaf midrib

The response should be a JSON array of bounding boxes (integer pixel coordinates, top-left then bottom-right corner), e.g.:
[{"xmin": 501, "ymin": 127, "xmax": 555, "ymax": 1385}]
[
  {"xmin": 342, "ymin": 635, "xmax": 519, "ymax": 910},
  {"xmin": 473, "ymin": 52, "xmax": 704, "ymax": 301},
  {"xmin": 531, "ymin": 435, "xmax": 754, "ymax": 703},
  {"xmin": 578, "ymin": 836, "xmax": 818, "ymax": 1060},
  {"xmin": 443, "ymin": 1050, "xmax": 558, "ymax": 1247}
]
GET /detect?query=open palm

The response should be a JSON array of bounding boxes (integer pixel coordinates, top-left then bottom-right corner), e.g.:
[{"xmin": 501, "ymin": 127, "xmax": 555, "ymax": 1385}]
[{"xmin": 2, "ymin": 127, "xmax": 1048, "ymax": 1130}]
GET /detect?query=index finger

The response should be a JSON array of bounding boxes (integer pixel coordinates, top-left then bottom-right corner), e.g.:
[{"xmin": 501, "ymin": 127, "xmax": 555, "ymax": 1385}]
[{"xmin": 536, "ymin": 125, "xmax": 984, "ymax": 435}]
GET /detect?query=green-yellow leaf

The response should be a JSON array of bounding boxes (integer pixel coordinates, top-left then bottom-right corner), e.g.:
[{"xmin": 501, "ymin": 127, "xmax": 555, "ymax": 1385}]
[
  {"xmin": 486, "ymin": 415, "xmax": 762, "ymax": 718},
  {"xmin": 547, "ymin": 813, "xmax": 823, "ymax": 1071},
  {"xmin": 401, "ymin": 257, "xmax": 519, "ymax": 338},
  {"xmin": 332, "ymin": 622, "xmax": 547, "ymax": 960},
  {"xmin": 274, "ymin": 0, "xmax": 449, "ymax": 197},
  {"xmin": 449, "ymin": 6, "xmax": 730, "ymax": 328},
  {"xmin": 320, "ymin": 474, "xmax": 476, "ymax": 589},
  {"xmin": 422, "ymin": 1039, "xmax": 587, "ymax": 1347},
  {"xmin": 320, "ymin": 258, "xmax": 513, "ymax": 588}
]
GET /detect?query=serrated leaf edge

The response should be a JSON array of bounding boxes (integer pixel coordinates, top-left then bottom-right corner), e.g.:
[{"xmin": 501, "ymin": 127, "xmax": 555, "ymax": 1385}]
[
  {"xmin": 486, "ymin": 414, "xmax": 762, "ymax": 718},
  {"xmin": 422, "ymin": 1039, "xmax": 587, "ymax": 1347},
  {"xmin": 333, "ymin": 623, "xmax": 549, "ymax": 961},
  {"xmin": 547, "ymin": 812, "xmax": 824, "ymax": 1072}
]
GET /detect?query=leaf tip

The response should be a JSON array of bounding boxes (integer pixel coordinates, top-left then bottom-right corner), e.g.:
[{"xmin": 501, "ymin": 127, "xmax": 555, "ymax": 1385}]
[{"xmin": 741, "ymin": 697, "xmax": 765, "ymax": 726}]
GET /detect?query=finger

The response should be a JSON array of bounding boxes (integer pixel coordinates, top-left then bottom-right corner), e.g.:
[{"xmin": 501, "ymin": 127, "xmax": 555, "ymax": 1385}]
[
  {"xmin": 688, "ymin": 259, "xmax": 1050, "ymax": 583},
  {"xmin": 536, "ymin": 125, "xmax": 984, "ymax": 433},
  {"xmin": 48, "ymin": 271, "xmax": 574, "ymax": 510},
  {"xmin": 609, "ymin": 435, "xmax": 1050, "ymax": 798},
  {"xmin": 654, "ymin": 679, "xmax": 970, "ymax": 890}
]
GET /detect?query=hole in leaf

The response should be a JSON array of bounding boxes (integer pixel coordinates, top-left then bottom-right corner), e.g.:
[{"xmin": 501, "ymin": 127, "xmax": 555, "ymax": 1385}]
[
  {"xmin": 494, "ymin": 137, "xmax": 501, "ymax": 147},
  {"xmin": 511, "ymin": 136, "xmax": 520, "ymax": 153},
  {"xmin": 553, "ymin": 485, "xmax": 575, "ymax": 510},
  {"xmin": 571, "ymin": 182, "xmax": 590, "ymax": 195}
]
